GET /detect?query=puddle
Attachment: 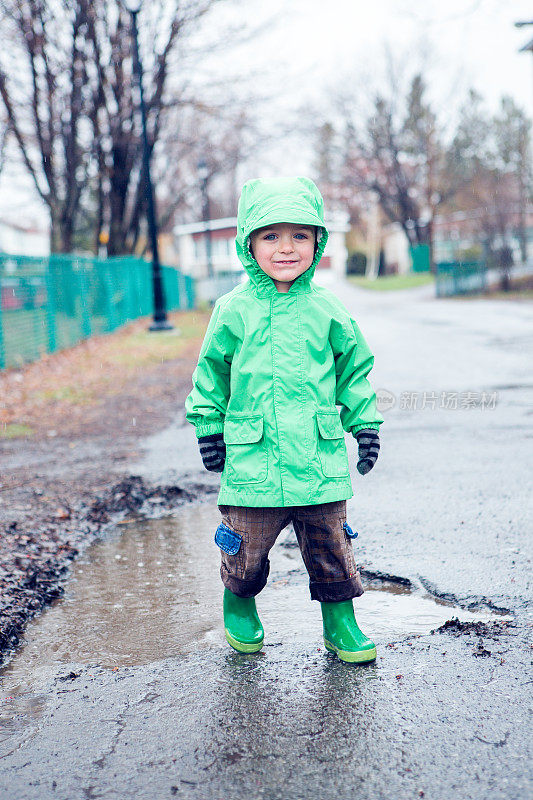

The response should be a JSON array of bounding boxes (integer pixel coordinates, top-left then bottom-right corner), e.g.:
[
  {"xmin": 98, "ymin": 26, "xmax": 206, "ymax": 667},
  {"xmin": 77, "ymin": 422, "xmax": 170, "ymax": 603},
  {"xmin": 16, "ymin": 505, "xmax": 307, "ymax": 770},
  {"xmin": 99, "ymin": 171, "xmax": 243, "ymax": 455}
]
[
  {"xmin": 0, "ymin": 503, "xmax": 513, "ymax": 755},
  {"xmin": 0, "ymin": 505, "xmax": 224, "ymax": 683},
  {"xmin": 1, "ymin": 503, "xmax": 511, "ymax": 687}
]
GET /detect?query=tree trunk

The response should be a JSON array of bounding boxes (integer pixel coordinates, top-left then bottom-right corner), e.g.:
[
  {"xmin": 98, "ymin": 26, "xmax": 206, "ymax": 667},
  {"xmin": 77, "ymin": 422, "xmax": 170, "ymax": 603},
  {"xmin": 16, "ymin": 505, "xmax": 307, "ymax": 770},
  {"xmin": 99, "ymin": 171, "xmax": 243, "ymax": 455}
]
[
  {"xmin": 518, "ymin": 173, "xmax": 527, "ymax": 264},
  {"xmin": 427, "ymin": 219, "xmax": 435, "ymax": 274},
  {"xmin": 107, "ymin": 183, "xmax": 128, "ymax": 256},
  {"xmin": 50, "ymin": 207, "xmax": 63, "ymax": 253},
  {"xmin": 49, "ymin": 203, "xmax": 78, "ymax": 253},
  {"xmin": 500, "ymin": 268, "xmax": 511, "ymax": 292},
  {"xmin": 60, "ymin": 211, "xmax": 74, "ymax": 254}
]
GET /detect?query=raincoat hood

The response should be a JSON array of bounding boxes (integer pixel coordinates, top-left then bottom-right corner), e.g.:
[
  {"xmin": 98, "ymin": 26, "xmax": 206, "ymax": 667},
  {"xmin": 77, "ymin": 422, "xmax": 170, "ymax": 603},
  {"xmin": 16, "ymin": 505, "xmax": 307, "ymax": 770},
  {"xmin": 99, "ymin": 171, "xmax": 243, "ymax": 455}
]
[{"xmin": 236, "ymin": 176, "xmax": 329, "ymax": 295}]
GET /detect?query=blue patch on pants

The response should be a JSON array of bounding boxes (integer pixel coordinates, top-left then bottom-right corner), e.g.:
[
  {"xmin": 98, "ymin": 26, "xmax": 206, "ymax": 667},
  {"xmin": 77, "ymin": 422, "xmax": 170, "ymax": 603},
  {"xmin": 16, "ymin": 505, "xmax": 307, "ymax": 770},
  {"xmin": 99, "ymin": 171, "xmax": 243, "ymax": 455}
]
[
  {"xmin": 215, "ymin": 522, "xmax": 243, "ymax": 555},
  {"xmin": 343, "ymin": 521, "xmax": 359, "ymax": 539}
]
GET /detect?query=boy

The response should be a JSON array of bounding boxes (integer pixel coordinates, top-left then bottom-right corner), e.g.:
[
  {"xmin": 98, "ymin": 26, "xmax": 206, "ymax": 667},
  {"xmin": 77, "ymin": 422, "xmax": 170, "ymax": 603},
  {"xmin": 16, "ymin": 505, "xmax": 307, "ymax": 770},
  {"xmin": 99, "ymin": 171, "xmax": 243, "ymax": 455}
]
[{"xmin": 184, "ymin": 177, "xmax": 383, "ymax": 663}]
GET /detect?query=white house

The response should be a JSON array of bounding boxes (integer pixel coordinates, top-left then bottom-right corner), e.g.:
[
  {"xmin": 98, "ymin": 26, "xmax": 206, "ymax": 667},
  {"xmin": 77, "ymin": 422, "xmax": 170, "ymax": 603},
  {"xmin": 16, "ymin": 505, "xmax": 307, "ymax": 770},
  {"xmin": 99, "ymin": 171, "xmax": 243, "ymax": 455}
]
[
  {"xmin": 381, "ymin": 222, "xmax": 412, "ymax": 274},
  {"xmin": 0, "ymin": 218, "xmax": 50, "ymax": 256}
]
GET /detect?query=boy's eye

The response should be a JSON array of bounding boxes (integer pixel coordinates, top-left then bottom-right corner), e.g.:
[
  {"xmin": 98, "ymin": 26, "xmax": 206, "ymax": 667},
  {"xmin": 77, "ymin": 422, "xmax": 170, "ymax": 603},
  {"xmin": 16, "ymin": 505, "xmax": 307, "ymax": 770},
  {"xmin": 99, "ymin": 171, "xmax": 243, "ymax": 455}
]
[{"xmin": 259, "ymin": 230, "xmax": 311, "ymax": 241}]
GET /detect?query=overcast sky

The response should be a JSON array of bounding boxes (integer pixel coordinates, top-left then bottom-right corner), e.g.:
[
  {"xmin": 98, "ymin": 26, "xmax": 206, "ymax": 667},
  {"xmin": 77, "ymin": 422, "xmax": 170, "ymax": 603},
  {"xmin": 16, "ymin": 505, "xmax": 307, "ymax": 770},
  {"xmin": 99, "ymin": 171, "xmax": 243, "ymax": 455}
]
[
  {"xmin": 1, "ymin": 0, "xmax": 531, "ymax": 231},
  {"xmin": 231, "ymin": 0, "xmax": 533, "ymax": 178},
  {"xmin": 238, "ymin": 0, "xmax": 532, "ymax": 108}
]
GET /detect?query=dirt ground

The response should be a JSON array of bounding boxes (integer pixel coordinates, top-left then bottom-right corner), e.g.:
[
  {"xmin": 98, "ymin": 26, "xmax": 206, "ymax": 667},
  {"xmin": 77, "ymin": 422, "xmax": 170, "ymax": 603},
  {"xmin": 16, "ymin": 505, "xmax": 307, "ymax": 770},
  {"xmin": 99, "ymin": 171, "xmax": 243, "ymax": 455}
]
[{"xmin": 0, "ymin": 309, "xmax": 213, "ymax": 663}]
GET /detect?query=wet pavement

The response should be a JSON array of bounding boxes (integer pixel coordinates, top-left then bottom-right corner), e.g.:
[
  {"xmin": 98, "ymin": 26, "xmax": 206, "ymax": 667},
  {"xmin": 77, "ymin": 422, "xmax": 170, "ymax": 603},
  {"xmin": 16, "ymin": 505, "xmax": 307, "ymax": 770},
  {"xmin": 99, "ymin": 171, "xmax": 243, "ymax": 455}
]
[{"xmin": 1, "ymin": 278, "xmax": 532, "ymax": 799}]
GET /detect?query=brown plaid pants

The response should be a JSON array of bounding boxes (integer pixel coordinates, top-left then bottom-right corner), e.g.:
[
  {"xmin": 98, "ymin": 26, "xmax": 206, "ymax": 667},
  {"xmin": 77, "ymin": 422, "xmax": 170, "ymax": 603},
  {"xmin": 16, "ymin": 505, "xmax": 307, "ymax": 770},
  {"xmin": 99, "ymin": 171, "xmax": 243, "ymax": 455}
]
[{"xmin": 216, "ymin": 500, "xmax": 365, "ymax": 602}]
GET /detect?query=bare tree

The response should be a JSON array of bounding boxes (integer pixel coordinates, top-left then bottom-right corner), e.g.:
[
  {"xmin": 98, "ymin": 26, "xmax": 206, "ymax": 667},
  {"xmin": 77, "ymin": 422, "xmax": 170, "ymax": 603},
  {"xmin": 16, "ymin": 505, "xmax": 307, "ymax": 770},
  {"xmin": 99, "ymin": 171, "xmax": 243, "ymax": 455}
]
[
  {"xmin": 310, "ymin": 52, "xmax": 533, "ymax": 280},
  {"xmin": 82, "ymin": 0, "xmax": 225, "ymax": 254},
  {"xmin": 493, "ymin": 95, "xmax": 531, "ymax": 264},
  {"xmin": 82, "ymin": 0, "xmax": 262, "ymax": 255},
  {"xmin": 0, "ymin": 117, "xmax": 8, "ymax": 175},
  {"xmin": 337, "ymin": 71, "xmax": 460, "ymax": 270},
  {"xmin": 0, "ymin": 0, "xmax": 96, "ymax": 251},
  {"xmin": 446, "ymin": 91, "xmax": 532, "ymax": 286},
  {"xmin": 153, "ymin": 101, "xmax": 261, "ymax": 234},
  {"xmin": 0, "ymin": 0, "xmax": 258, "ymax": 255}
]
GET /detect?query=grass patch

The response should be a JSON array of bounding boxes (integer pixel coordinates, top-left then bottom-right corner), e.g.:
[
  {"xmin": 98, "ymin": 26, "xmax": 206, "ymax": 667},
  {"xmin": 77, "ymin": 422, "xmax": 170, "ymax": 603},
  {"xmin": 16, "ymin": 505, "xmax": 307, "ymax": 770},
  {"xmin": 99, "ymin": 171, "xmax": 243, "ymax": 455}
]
[
  {"xmin": 0, "ymin": 423, "xmax": 35, "ymax": 438},
  {"xmin": 348, "ymin": 273, "xmax": 435, "ymax": 291},
  {"xmin": 0, "ymin": 308, "xmax": 212, "ymax": 433},
  {"xmin": 35, "ymin": 385, "xmax": 96, "ymax": 404},
  {"xmin": 109, "ymin": 313, "xmax": 208, "ymax": 368}
]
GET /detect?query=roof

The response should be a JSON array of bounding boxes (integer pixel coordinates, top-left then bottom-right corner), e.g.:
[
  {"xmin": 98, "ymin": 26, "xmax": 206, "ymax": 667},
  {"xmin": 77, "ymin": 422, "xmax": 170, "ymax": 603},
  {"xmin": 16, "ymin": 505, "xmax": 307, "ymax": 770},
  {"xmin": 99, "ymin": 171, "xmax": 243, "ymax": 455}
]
[{"xmin": 174, "ymin": 217, "xmax": 238, "ymax": 235}]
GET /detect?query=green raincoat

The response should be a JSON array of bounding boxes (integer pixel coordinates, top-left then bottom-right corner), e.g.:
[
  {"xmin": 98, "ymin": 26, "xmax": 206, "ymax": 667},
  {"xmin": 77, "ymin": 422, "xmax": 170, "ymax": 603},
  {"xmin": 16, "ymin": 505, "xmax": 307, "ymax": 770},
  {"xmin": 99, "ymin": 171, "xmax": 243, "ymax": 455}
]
[{"xmin": 184, "ymin": 176, "xmax": 383, "ymax": 507}]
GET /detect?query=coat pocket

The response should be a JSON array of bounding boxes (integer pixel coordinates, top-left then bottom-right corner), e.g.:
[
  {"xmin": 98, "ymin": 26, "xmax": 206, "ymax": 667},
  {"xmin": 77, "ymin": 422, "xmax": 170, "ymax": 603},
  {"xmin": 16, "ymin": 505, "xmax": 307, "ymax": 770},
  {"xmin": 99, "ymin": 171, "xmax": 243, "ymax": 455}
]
[
  {"xmin": 315, "ymin": 409, "xmax": 350, "ymax": 478},
  {"xmin": 223, "ymin": 413, "xmax": 268, "ymax": 484}
]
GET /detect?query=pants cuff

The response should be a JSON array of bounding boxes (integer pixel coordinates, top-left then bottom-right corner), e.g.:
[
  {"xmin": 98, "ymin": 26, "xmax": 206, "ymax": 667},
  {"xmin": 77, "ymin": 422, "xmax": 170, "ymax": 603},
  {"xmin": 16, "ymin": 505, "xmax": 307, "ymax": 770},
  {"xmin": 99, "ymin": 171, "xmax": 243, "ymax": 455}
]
[
  {"xmin": 309, "ymin": 573, "xmax": 365, "ymax": 602},
  {"xmin": 221, "ymin": 560, "xmax": 270, "ymax": 598}
]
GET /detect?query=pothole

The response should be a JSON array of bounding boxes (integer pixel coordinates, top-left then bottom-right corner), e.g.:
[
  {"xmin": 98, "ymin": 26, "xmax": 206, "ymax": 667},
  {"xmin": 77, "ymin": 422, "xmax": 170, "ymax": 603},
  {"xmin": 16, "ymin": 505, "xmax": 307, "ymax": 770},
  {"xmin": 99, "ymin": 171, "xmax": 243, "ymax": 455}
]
[{"xmin": 0, "ymin": 504, "xmax": 513, "ymax": 687}]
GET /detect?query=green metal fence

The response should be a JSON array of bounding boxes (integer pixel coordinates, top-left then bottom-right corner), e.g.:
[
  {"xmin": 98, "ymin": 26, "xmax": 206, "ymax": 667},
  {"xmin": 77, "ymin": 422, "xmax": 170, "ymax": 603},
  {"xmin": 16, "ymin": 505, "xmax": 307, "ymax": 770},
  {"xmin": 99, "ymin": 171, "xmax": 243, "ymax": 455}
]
[
  {"xmin": 0, "ymin": 253, "xmax": 195, "ymax": 369},
  {"xmin": 409, "ymin": 244, "xmax": 431, "ymax": 273},
  {"xmin": 435, "ymin": 260, "xmax": 487, "ymax": 298}
]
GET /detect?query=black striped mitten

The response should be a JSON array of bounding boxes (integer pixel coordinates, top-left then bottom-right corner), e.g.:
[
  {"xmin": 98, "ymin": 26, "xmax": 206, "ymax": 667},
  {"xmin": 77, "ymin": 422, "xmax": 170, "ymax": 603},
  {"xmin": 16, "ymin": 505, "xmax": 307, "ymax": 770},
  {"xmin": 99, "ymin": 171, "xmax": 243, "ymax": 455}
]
[
  {"xmin": 198, "ymin": 433, "xmax": 226, "ymax": 472},
  {"xmin": 355, "ymin": 429, "xmax": 380, "ymax": 475}
]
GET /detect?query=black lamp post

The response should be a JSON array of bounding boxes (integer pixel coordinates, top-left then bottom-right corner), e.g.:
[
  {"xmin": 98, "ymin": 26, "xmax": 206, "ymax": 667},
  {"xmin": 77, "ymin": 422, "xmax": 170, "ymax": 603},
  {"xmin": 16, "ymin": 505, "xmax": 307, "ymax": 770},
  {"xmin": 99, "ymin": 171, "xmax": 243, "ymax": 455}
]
[
  {"xmin": 197, "ymin": 158, "xmax": 214, "ymax": 280},
  {"xmin": 123, "ymin": 0, "xmax": 172, "ymax": 331}
]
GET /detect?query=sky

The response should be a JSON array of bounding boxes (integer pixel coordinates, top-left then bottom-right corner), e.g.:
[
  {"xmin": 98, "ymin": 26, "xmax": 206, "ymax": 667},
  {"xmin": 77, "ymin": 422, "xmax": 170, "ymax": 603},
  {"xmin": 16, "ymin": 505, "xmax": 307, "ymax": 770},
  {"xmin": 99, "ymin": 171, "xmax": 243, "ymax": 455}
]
[
  {"xmin": 0, "ymin": 0, "xmax": 531, "ymax": 235},
  {"xmin": 236, "ymin": 0, "xmax": 532, "ymax": 109},
  {"xmin": 230, "ymin": 0, "xmax": 533, "ymax": 179}
]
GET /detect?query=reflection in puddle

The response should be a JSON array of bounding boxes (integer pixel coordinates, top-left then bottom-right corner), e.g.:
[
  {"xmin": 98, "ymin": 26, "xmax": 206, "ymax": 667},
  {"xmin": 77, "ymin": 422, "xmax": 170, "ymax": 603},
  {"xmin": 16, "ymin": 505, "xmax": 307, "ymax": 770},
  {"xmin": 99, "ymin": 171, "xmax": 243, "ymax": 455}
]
[
  {"xmin": 0, "ymin": 504, "xmax": 224, "ymax": 684},
  {"xmin": 1, "ymin": 503, "xmax": 512, "ymax": 686}
]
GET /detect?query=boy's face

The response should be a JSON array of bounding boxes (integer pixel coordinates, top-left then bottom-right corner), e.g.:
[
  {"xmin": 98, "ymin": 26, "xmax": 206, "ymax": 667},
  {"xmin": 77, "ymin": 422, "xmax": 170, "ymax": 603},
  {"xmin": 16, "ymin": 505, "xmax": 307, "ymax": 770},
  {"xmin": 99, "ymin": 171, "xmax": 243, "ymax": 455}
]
[{"xmin": 250, "ymin": 223, "xmax": 316, "ymax": 292}]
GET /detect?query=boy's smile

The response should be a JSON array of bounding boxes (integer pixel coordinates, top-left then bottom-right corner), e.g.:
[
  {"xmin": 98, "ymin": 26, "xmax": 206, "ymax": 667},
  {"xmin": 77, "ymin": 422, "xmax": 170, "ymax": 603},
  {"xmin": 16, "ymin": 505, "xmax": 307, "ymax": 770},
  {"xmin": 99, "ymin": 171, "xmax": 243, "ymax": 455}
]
[{"xmin": 250, "ymin": 223, "xmax": 316, "ymax": 292}]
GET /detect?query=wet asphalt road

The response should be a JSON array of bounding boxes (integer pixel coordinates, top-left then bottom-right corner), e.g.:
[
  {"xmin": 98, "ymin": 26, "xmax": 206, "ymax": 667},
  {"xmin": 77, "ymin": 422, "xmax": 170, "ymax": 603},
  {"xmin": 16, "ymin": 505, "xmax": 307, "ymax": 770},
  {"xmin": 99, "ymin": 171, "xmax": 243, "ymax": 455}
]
[{"xmin": 1, "ymin": 278, "xmax": 532, "ymax": 800}]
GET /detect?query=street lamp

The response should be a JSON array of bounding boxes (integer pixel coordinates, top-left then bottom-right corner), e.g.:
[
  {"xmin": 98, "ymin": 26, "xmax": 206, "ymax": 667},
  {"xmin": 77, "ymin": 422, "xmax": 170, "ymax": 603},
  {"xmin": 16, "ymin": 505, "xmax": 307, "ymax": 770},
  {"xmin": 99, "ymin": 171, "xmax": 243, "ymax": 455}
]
[
  {"xmin": 197, "ymin": 158, "xmax": 214, "ymax": 280},
  {"xmin": 122, "ymin": 0, "xmax": 172, "ymax": 331}
]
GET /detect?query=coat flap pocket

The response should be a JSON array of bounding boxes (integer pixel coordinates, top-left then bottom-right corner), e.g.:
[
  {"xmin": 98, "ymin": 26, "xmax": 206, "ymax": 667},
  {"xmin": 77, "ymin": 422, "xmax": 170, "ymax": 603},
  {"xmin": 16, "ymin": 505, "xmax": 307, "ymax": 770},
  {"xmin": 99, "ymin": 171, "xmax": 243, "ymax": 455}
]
[
  {"xmin": 224, "ymin": 414, "xmax": 263, "ymax": 445},
  {"xmin": 316, "ymin": 410, "xmax": 344, "ymax": 440},
  {"xmin": 214, "ymin": 522, "xmax": 242, "ymax": 555}
]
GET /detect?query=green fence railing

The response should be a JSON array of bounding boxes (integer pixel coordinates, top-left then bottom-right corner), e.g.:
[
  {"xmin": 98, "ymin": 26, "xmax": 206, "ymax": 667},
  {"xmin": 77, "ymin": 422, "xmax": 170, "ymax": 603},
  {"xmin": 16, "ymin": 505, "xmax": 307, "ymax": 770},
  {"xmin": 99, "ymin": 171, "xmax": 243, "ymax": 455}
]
[
  {"xmin": 409, "ymin": 243, "xmax": 431, "ymax": 273},
  {"xmin": 435, "ymin": 260, "xmax": 487, "ymax": 298},
  {"xmin": 0, "ymin": 253, "xmax": 195, "ymax": 370}
]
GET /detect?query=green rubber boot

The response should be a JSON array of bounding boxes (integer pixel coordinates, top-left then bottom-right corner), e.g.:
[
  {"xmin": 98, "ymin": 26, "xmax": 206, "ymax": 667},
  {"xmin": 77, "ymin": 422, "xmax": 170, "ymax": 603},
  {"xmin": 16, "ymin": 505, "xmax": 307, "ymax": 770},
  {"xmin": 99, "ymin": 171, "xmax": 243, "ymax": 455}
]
[
  {"xmin": 223, "ymin": 588, "xmax": 264, "ymax": 653},
  {"xmin": 321, "ymin": 599, "xmax": 377, "ymax": 663}
]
